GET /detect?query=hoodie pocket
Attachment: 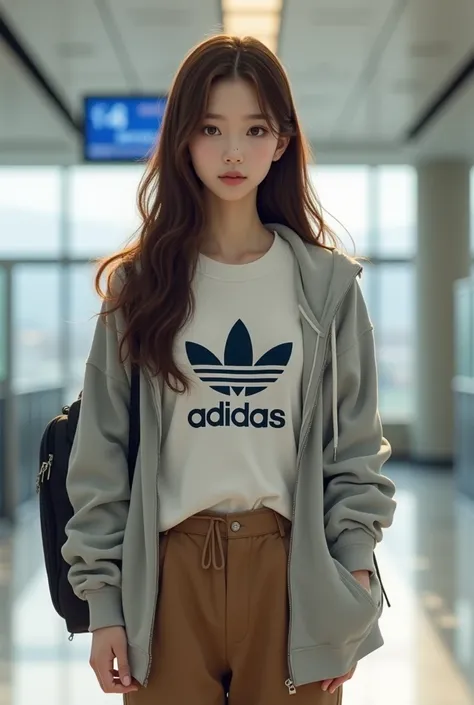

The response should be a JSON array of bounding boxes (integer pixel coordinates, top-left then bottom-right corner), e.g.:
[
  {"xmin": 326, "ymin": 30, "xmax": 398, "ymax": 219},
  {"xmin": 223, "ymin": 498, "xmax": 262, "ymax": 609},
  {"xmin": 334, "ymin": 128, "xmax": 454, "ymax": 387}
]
[
  {"xmin": 318, "ymin": 556, "xmax": 381, "ymax": 645},
  {"xmin": 333, "ymin": 558, "xmax": 381, "ymax": 613},
  {"xmin": 288, "ymin": 549, "xmax": 381, "ymax": 649}
]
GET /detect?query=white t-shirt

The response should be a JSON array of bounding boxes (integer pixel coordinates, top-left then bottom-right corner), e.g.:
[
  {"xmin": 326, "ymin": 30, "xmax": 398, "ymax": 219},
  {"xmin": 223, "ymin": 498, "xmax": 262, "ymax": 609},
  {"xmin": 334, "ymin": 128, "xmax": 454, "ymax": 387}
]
[{"xmin": 158, "ymin": 232, "xmax": 304, "ymax": 531}]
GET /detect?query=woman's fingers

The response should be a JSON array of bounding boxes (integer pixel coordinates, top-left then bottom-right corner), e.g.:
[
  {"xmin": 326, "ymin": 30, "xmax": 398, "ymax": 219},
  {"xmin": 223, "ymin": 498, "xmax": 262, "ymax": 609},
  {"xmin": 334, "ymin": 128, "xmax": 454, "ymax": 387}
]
[
  {"xmin": 321, "ymin": 664, "xmax": 357, "ymax": 693},
  {"xmin": 96, "ymin": 664, "xmax": 139, "ymax": 693}
]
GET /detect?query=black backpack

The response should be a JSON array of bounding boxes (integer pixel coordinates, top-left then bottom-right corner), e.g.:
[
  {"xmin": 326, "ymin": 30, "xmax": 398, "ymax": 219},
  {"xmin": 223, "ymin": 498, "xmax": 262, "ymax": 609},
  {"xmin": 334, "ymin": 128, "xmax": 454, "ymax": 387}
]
[{"xmin": 37, "ymin": 364, "xmax": 140, "ymax": 636}]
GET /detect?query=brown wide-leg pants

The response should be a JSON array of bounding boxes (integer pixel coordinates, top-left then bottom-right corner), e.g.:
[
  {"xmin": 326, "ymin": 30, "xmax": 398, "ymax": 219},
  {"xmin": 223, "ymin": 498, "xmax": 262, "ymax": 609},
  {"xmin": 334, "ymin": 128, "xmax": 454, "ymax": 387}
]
[{"xmin": 126, "ymin": 507, "xmax": 343, "ymax": 705}]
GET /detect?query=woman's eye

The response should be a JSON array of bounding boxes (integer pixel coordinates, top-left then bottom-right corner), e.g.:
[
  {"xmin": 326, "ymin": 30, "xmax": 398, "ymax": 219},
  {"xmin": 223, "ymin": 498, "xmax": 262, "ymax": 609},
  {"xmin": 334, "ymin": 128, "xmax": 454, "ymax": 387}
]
[
  {"xmin": 248, "ymin": 126, "xmax": 267, "ymax": 137},
  {"xmin": 203, "ymin": 125, "xmax": 220, "ymax": 136}
]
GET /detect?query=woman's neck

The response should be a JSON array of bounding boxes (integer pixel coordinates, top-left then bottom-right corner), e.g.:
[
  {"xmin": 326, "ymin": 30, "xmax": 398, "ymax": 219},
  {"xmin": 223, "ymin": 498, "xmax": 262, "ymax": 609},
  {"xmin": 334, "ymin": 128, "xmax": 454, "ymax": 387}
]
[{"xmin": 200, "ymin": 190, "xmax": 273, "ymax": 264}]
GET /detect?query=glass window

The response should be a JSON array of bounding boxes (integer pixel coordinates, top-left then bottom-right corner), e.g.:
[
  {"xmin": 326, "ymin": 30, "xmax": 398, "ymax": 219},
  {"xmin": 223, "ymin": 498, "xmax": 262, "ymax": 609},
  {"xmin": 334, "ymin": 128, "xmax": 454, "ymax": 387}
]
[
  {"xmin": 471, "ymin": 168, "xmax": 474, "ymax": 255},
  {"xmin": 310, "ymin": 165, "xmax": 415, "ymax": 419},
  {"xmin": 12, "ymin": 265, "xmax": 62, "ymax": 393},
  {"xmin": 69, "ymin": 166, "xmax": 144, "ymax": 257},
  {"xmin": 371, "ymin": 263, "xmax": 415, "ymax": 421},
  {"xmin": 375, "ymin": 166, "xmax": 417, "ymax": 258},
  {"xmin": 0, "ymin": 167, "xmax": 61, "ymax": 257},
  {"xmin": 358, "ymin": 261, "xmax": 374, "ymax": 316},
  {"xmin": 0, "ymin": 266, "xmax": 6, "ymax": 383},
  {"xmin": 454, "ymin": 279, "xmax": 472, "ymax": 378},
  {"xmin": 310, "ymin": 166, "xmax": 370, "ymax": 255},
  {"xmin": 0, "ymin": 266, "xmax": 6, "ymax": 514}
]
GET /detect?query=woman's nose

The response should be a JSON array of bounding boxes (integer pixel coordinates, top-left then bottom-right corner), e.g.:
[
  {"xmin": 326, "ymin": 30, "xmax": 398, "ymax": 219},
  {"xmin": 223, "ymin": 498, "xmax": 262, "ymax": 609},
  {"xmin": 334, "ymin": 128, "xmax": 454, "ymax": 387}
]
[{"xmin": 224, "ymin": 147, "xmax": 243, "ymax": 164}]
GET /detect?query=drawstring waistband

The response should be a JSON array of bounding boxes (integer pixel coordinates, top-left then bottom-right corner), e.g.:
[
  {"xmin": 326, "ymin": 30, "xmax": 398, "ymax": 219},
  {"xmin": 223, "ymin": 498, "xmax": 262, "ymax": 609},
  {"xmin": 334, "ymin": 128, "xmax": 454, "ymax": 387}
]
[
  {"xmin": 168, "ymin": 509, "xmax": 291, "ymax": 571},
  {"xmin": 165, "ymin": 510, "xmax": 391, "ymax": 606},
  {"xmin": 201, "ymin": 517, "xmax": 226, "ymax": 570}
]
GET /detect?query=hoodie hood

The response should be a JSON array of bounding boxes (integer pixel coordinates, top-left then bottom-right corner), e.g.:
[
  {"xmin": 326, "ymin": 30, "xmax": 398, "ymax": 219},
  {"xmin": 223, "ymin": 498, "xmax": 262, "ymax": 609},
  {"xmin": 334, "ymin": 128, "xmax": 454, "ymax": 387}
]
[
  {"xmin": 267, "ymin": 223, "xmax": 363, "ymax": 334},
  {"xmin": 267, "ymin": 223, "xmax": 364, "ymax": 464}
]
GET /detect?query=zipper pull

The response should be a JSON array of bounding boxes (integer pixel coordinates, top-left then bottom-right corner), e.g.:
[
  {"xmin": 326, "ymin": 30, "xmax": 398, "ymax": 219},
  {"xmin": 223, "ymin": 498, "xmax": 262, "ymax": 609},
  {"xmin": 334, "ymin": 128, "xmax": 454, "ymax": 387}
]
[
  {"xmin": 45, "ymin": 453, "xmax": 53, "ymax": 480},
  {"xmin": 285, "ymin": 678, "xmax": 297, "ymax": 695},
  {"xmin": 36, "ymin": 463, "xmax": 46, "ymax": 493},
  {"xmin": 36, "ymin": 454, "xmax": 53, "ymax": 492}
]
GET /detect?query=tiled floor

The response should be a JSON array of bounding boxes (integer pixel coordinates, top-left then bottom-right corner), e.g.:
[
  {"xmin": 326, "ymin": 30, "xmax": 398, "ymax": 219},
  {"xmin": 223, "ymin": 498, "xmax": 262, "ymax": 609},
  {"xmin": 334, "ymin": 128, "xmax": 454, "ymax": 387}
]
[{"xmin": 0, "ymin": 463, "xmax": 473, "ymax": 705}]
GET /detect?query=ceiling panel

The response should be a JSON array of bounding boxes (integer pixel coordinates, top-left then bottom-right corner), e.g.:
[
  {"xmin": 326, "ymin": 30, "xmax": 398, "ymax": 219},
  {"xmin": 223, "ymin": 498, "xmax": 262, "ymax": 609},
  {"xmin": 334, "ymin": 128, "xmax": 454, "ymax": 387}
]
[
  {"xmin": 0, "ymin": 0, "xmax": 222, "ymax": 113},
  {"xmin": 0, "ymin": 39, "xmax": 77, "ymax": 163},
  {"xmin": 328, "ymin": 0, "xmax": 474, "ymax": 140},
  {"xmin": 0, "ymin": 0, "xmax": 125, "ymax": 113},
  {"xmin": 110, "ymin": 0, "xmax": 222, "ymax": 93},
  {"xmin": 0, "ymin": 0, "xmax": 473, "ymax": 162},
  {"xmin": 414, "ymin": 78, "xmax": 474, "ymax": 160},
  {"xmin": 280, "ymin": 0, "xmax": 397, "ymax": 140},
  {"xmin": 280, "ymin": 0, "xmax": 474, "ymax": 151}
]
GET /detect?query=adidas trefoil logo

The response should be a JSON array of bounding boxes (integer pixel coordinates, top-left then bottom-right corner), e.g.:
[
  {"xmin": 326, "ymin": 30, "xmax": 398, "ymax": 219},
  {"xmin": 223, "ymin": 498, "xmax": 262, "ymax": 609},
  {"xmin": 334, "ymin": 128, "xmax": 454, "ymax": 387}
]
[
  {"xmin": 185, "ymin": 320, "xmax": 293, "ymax": 430},
  {"xmin": 186, "ymin": 319, "xmax": 293, "ymax": 397}
]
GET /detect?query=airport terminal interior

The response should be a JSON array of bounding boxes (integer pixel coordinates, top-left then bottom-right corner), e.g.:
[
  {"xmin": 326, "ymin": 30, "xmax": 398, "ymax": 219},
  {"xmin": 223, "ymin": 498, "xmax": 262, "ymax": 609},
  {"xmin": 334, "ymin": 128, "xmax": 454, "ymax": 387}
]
[{"xmin": 1, "ymin": 0, "xmax": 474, "ymax": 703}]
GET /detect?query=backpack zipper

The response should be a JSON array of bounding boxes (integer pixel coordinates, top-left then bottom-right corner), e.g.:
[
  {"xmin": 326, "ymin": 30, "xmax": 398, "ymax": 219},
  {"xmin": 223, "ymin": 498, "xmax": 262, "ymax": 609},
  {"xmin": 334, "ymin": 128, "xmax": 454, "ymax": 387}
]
[
  {"xmin": 36, "ymin": 453, "xmax": 53, "ymax": 493},
  {"xmin": 36, "ymin": 410, "xmax": 67, "ymax": 493}
]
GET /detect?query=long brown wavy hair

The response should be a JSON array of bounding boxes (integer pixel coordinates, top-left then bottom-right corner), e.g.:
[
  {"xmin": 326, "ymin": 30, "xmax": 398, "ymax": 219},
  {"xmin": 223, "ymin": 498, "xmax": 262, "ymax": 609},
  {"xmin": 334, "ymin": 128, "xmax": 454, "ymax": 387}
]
[{"xmin": 95, "ymin": 34, "xmax": 338, "ymax": 393}]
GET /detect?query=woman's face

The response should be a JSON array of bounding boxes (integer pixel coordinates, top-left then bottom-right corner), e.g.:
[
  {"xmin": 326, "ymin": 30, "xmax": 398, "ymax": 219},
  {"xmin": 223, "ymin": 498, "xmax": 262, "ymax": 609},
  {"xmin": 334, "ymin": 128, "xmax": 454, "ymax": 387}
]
[{"xmin": 188, "ymin": 78, "xmax": 288, "ymax": 203}]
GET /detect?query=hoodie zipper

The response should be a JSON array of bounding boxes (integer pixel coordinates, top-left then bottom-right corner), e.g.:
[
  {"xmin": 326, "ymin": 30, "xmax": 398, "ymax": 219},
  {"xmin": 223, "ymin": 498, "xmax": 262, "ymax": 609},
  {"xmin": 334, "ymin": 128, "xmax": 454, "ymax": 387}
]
[
  {"xmin": 285, "ymin": 329, "xmax": 329, "ymax": 694},
  {"xmin": 286, "ymin": 273, "xmax": 360, "ymax": 694},
  {"xmin": 143, "ymin": 370, "xmax": 162, "ymax": 687}
]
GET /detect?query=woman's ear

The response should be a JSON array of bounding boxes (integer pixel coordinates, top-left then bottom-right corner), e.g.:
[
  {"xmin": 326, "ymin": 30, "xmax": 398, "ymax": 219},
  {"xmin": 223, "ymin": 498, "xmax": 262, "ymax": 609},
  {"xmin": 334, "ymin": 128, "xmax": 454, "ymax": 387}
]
[{"xmin": 273, "ymin": 136, "xmax": 290, "ymax": 162}]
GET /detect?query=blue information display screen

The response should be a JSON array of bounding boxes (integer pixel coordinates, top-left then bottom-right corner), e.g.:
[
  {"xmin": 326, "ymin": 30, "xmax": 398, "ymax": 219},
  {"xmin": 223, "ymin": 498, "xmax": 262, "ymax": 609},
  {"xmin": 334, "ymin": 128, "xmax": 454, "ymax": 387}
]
[{"xmin": 83, "ymin": 96, "xmax": 167, "ymax": 162}]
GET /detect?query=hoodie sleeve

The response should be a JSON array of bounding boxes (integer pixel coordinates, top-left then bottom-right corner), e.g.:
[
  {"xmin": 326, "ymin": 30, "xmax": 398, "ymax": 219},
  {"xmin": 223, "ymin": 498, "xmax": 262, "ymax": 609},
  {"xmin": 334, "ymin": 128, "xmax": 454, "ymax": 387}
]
[
  {"xmin": 61, "ymin": 281, "xmax": 132, "ymax": 632},
  {"xmin": 321, "ymin": 280, "xmax": 396, "ymax": 575}
]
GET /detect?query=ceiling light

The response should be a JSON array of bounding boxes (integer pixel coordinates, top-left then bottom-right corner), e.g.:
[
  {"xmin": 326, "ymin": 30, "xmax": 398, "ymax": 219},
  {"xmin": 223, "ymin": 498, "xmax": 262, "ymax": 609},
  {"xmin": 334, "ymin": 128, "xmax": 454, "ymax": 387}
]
[
  {"xmin": 222, "ymin": 0, "xmax": 282, "ymax": 11},
  {"xmin": 222, "ymin": 0, "xmax": 282, "ymax": 54},
  {"xmin": 224, "ymin": 12, "xmax": 280, "ymax": 37}
]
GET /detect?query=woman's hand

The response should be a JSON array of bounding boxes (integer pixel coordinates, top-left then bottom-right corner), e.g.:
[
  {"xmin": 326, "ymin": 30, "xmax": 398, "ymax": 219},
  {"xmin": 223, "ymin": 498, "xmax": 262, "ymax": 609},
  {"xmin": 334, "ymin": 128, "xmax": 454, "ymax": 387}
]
[
  {"xmin": 320, "ymin": 569, "xmax": 371, "ymax": 694},
  {"xmin": 351, "ymin": 569, "xmax": 371, "ymax": 592},
  {"xmin": 90, "ymin": 626, "xmax": 140, "ymax": 694}
]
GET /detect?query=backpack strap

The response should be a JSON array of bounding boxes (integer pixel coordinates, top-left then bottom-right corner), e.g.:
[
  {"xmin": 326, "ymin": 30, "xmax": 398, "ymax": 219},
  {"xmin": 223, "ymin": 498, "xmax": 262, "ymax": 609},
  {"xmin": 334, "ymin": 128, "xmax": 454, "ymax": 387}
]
[
  {"xmin": 128, "ymin": 364, "xmax": 140, "ymax": 488},
  {"xmin": 127, "ymin": 361, "xmax": 140, "ymax": 488},
  {"xmin": 122, "ymin": 259, "xmax": 140, "ymax": 489}
]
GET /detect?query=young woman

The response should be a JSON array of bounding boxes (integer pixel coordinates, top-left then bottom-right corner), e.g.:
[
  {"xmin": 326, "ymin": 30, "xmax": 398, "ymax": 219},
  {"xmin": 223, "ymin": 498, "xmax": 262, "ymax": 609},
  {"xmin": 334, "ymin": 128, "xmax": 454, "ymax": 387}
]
[{"xmin": 62, "ymin": 34, "xmax": 397, "ymax": 704}]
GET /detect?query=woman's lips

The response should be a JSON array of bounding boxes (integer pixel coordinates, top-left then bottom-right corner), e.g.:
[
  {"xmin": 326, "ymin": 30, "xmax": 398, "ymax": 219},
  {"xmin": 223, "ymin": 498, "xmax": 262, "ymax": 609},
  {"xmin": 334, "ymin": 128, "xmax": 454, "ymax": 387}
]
[{"xmin": 219, "ymin": 175, "xmax": 247, "ymax": 186}]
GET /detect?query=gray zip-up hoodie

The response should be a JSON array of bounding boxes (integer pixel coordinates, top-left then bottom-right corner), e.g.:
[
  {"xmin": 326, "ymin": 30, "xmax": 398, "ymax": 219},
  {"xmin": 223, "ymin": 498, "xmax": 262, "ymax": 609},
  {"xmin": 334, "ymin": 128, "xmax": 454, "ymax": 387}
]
[{"xmin": 62, "ymin": 223, "xmax": 396, "ymax": 690}]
